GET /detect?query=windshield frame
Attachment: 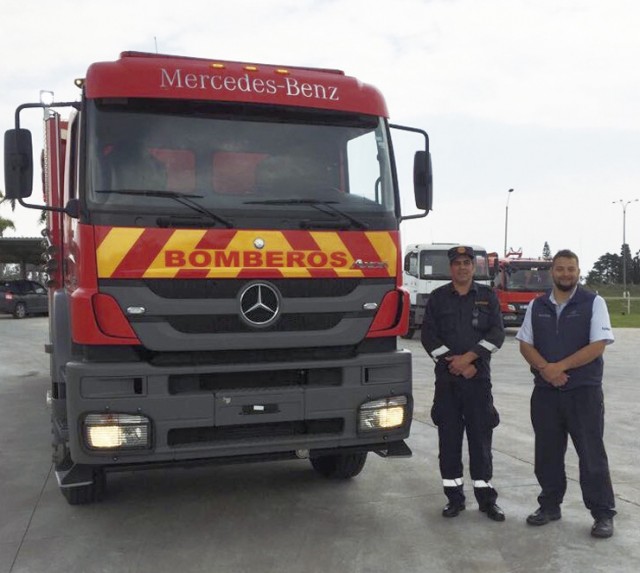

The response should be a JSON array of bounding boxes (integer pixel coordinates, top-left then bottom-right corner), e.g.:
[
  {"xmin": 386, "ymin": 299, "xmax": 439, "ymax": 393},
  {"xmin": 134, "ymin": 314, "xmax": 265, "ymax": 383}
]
[
  {"xmin": 82, "ymin": 98, "xmax": 400, "ymax": 231},
  {"xmin": 418, "ymin": 250, "xmax": 491, "ymax": 281},
  {"xmin": 503, "ymin": 262, "xmax": 553, "ymax": 292}
]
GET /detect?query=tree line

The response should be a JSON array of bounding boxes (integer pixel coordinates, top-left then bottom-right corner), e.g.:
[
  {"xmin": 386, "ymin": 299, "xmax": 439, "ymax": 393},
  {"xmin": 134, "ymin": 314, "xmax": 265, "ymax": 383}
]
[{"xmin": 586, "ymin": 244, "xmax": 640, "ymax": 285}]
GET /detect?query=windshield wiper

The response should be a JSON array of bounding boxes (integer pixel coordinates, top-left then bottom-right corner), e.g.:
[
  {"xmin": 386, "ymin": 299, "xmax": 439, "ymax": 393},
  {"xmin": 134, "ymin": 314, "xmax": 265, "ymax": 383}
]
[
  {"xmin": 156, "ymin": 215, "xmax": 220, "ymax": 228},
  {"xmin": 244, "ymin": 199, "xmax": 369, "ymax": 230},
  {"xmin": 97, "ymin": 189, "xmax": 234, "ymax": 228}
]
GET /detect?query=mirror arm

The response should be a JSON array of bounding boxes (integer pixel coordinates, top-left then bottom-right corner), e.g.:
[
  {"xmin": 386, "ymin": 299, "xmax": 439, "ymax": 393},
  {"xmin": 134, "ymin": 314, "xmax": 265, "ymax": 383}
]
[{"xmin": 18, "ymin": 197, "xmax": 73, "ymax": 216}]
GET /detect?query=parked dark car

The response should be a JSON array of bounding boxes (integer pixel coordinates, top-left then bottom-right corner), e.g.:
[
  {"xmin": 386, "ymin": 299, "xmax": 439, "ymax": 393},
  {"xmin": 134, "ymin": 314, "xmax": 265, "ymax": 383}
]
[{"xmin": 0, "ymin": 280, "xmax": 49, "ymax": 318}]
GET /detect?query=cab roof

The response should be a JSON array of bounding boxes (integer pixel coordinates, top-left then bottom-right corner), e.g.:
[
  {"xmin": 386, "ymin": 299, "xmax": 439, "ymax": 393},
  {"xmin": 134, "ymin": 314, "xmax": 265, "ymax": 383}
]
[{"xmin": 83, "ymin": 51, "xmax": 389, "ymax": 117}]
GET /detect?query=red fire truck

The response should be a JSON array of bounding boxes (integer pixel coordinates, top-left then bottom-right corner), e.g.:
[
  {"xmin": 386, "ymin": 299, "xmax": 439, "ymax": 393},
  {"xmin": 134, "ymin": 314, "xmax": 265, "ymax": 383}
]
[
  {"xmin": 4, "ymin": 51, "xmax": 432, "ymax": 504},
  {"xmin": 490, "ymin": 252, "xmax": 553, "ymax": 326}
]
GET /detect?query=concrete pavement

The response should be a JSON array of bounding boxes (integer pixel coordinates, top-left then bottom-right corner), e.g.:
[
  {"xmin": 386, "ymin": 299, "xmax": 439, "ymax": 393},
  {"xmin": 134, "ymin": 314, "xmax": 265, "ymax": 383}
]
[{"xmin": 0, "ymin": 315, "xmax": 638, "ymax": 573}]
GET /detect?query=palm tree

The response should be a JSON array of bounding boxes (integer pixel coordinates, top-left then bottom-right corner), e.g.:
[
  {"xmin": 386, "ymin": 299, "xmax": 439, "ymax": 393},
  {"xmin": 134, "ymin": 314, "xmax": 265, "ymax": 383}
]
[
  {"xmin": 0, "ymin": 218, "xmax": 16, "ymax": 236},
  {"xmin": 0, "ymin": 190, "xmax": 16, "ymax": 236}
]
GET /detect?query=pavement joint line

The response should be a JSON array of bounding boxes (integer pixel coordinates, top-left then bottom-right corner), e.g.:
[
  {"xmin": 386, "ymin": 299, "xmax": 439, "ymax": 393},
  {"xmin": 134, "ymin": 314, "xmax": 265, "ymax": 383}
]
[
  {"xmin": 616, "ymin": 495, "xmax": 640, "ymax": 508},
  {"xmin": 9, "ymin": 463, "xmax": 54, "ymax": 573}
]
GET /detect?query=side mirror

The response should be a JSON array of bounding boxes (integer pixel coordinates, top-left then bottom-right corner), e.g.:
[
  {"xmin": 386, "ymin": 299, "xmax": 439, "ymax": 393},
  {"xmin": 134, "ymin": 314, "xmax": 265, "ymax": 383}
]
[
  {"xmin": 413, "ymin": 150, "xmax": 433, "ymax": 212},
  {"xmin": 4, "ymin": 129, "xmax": 34, "ymax": 199}
]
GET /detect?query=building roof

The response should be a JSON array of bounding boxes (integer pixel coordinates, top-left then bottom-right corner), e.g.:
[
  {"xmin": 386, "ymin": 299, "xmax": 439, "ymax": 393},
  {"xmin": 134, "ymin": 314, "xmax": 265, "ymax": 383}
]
[{"xmin": 0, "ymin": 237, "xmax": 43, "ymax": 265}]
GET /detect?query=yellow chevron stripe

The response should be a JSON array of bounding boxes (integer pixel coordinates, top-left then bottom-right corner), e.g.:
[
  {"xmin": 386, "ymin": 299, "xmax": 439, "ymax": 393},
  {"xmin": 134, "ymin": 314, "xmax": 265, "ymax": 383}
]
[
  {"xmin": 310, "ymin": 232, "xmax": 363, "ymax": 277},
  {"xmin": 96, "ymin": 228, "xmax": 145, "ymax": 277}
]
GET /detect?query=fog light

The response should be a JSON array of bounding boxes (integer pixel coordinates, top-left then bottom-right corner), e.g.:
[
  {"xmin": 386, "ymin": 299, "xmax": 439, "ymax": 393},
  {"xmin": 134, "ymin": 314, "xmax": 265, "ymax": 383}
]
[
  {"xmin": 84, "ymin": 413, "xmax": 151, "ymax": 450},
  {"xmin": 358, "ymin": 396, "xmax": 407, "ymax": 432}
]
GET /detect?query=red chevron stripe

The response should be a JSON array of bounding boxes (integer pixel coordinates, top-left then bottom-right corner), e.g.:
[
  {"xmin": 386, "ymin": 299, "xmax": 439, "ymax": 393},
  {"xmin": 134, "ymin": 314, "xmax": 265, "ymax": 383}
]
[
  {"xmin": 236, "ymin": 268, "xmax": 285, "ymax": 279},
  {"xmin": 94, "ymin": 226, "xmax": 112, "ymax": 249},
  {"xmin": 281, "ymin": 230, "xmax": 320, "ymax": 251},
  {"xmin": 195, "ymin": 229, "xmax": 238, "ymax": 250},
  {"xmin": 307, "ymin": 268, "xmax": 340, "ymax": 278},
  {"xmin": 112, "ymin": 228, "xmax": 174, "ymax": 278},
  {"xmin": 174, "ymin": 269, "xmax": 211, "ymax": 279},
  {"xmin": 340, "ymin": 232, "xmax": 383, "ymax": 262}
]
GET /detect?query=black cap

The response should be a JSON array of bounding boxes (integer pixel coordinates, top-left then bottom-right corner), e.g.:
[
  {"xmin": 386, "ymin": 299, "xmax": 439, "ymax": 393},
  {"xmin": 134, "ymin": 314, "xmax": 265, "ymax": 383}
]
[{"xmin": 447, "ymin": 245, "xmax": 474, "ymax": 262}]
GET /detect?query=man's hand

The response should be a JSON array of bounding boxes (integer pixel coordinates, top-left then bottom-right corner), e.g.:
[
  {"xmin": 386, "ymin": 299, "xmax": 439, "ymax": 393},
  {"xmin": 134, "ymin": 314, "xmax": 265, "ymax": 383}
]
[
  {"xmin": 461, "ymin": 364, "xmax": 477, "ymax": 379},
  {"xmin": 540, "ymin": 363, "xmax": 569, "ymax": 387},
  {"xmin": 446, "ymin": 353, "xmax": 476, "ymax": 376}
]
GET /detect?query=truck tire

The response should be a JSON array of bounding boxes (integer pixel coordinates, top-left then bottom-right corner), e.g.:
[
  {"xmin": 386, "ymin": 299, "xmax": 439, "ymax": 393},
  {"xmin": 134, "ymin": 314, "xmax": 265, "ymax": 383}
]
[
  {"xmin": 400, "ymin": 328, "xmax": 415, "ymax": 340},
  {"xmin": 310, "ymin": 452, "xmax": 367, "ymax": 479},
  {"xmin": 13, "ymin": 302, "xmax": 27, "ymax": 319},
  {"xmin": 60, "ymin": 469, "xmax": 106, "ymax": 505}
]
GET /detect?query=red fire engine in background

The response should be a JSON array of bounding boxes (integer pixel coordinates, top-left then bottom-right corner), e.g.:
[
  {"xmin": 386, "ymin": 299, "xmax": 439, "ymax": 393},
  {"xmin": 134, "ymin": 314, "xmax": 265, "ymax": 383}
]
[
  {"xmin": 4, "ymin": 51, "xmax": 432, "ymax": 504},
  {"xmin": 489, "ymin": 251, "xmax": 553, "ymax": 327}
]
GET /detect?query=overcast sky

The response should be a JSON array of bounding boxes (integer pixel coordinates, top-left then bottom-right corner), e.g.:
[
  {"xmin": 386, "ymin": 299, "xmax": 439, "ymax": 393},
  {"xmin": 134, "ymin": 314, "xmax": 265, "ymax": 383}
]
[{"xmin": 2, "ymin": 0, "xmax": 639, "ymax": 275}]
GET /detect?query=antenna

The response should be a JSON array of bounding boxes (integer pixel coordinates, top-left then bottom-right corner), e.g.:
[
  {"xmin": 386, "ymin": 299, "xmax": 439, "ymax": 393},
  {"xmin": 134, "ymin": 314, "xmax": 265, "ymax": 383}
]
[{"xmin": 154, "ymin": 36, "xmax": 158, "ymax": 53}]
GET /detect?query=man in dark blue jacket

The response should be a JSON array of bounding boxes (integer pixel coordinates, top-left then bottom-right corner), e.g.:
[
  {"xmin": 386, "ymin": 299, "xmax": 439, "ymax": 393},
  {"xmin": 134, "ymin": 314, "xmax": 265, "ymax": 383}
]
[
  {"xmin": 516, "ymin": 249, "xmax": 616, "ymax": 538},
  {"xmin": 422, "ymin": 246, "xmax": 505, "ymax": 521}
]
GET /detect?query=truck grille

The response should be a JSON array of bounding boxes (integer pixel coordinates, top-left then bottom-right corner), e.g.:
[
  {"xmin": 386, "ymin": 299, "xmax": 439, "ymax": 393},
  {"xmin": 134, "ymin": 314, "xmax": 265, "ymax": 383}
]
[
  {"xmin": 164, "ymin": 313, "xmax": 344, "ymax": 333},
  {"xmin": 169, "ymin": 368, "xmax": 342, "ymax": 393},
  {"xmin": 167, "ymin": 418, "xmax": 344, "ymax": 446},
  {"xmin": 138, "ymin": 278, "xmax": 368, "ymax": 299}
]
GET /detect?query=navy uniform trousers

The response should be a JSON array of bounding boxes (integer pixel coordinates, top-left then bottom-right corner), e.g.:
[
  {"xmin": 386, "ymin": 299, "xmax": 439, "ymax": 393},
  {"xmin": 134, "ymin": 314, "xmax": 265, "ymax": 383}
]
[
  {"xmin": 531, "ymin": 385, "xmax": 616, "ymax": 519},
  {"xmin": 431, "ymin": 374, "xmax": 499, "ymax": 508}
]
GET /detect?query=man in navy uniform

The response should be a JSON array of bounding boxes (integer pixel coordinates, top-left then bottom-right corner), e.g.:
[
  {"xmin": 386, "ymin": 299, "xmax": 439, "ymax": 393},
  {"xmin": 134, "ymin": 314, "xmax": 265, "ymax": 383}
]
[
  {"xmin": 422, "ymin": 246, "xmax": 506, "ymax": 521},
  {"xmin": 516, "ymin": 249, "xmax": 616, "ymax": 538}
]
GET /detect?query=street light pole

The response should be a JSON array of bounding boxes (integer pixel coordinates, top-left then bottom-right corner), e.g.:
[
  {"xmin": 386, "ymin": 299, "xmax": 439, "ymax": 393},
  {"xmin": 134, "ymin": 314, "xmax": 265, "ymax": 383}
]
[
  {"xmin": 503, "ymin": 188, "xmax": 514, "ymax": 257},
  {"xmin": 612, "ymin": 198, "xmax": 638, "ymax": 314}
]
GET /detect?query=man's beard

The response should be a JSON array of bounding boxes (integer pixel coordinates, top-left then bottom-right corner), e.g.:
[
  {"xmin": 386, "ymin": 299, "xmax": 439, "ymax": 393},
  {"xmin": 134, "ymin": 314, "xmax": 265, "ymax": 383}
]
[{"xmin": 554, "ymin": 280, "xmax": 576, "ymax": 292}]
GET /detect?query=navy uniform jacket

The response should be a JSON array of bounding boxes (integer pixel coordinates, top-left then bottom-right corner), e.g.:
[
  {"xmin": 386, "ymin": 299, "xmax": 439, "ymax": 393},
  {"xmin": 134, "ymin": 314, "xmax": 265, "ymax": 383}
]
[{"xmin": 421, "ymin": 282, "xmax": 505, "ymax": 381}]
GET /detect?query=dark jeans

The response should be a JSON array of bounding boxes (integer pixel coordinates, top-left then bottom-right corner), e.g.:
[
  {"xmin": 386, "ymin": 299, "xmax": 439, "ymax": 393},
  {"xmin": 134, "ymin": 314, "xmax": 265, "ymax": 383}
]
[{"xmin": 531, "ymin": 385, "xmax": 616, "ymax": 519}]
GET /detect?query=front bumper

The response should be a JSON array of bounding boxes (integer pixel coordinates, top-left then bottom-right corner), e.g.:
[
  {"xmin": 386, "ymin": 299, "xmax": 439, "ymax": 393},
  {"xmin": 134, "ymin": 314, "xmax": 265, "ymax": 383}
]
[{"xmin": 62, "ymin": 349, "xmax": 412, "ymax": 466}]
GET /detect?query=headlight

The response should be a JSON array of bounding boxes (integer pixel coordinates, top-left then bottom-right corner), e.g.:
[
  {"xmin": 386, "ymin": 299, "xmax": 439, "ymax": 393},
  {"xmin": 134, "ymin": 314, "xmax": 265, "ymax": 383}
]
[
  {"xmin": 84, "ymin": 413, "xmax": 151, "ymax": 450},
  {"xmin": 506, "ymin": 304, "xmax": 517, "ymax": 312},
  {"xmin": 358, "ymin": 396, "xmax": 407, "ymax": 432}
]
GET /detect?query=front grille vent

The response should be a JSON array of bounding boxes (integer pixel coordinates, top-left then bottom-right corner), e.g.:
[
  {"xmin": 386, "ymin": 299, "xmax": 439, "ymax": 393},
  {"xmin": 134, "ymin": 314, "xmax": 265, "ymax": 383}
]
[
  {"xmin": 163, "ymin": 313, "xmax": 344, "ymax": 334},
  {"xmin": 167, "ymin": 418, "xmax": 344, "ymax": 446},
  {"xmin": 135, "ymin": 278, "xmax": 368, "ymax": 299},
  {"xmin": 148, "ymin": 346, "xmax": 357, "ymax": 366},
  {"xmin": 169, "ymin": 368, "xmax": 342, "ymax": 393}
]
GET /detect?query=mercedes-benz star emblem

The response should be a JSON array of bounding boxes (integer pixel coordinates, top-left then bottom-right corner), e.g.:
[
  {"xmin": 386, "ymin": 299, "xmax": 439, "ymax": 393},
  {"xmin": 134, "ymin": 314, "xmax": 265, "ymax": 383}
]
[{"xmin": 239, "ymin": 282, "xmax": 280, "ymax": 327}]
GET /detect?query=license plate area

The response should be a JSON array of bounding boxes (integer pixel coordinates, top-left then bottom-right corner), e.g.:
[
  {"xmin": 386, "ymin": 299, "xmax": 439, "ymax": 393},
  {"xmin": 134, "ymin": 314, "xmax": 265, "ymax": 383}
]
[{"xmin": 215, "ymin": 388, "xmax": 304, "ymax": 425}]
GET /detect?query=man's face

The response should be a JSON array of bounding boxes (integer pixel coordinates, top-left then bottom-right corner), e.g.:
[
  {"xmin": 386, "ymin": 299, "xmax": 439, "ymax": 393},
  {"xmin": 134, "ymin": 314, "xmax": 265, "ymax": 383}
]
[
  {"xmin": 552, "ymin": 256, "xmax": 580, "ymax": 292},
  {"xmin": 450, "ymin": 256, "xmax": 474, "ymax": 284}
]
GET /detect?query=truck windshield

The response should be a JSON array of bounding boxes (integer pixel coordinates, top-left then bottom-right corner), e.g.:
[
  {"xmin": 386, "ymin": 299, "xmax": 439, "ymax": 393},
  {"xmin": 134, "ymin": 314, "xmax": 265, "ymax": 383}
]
[
  {"xmin": 85, "ymin": 99, "xmax": 397, "ymax": 230},
  {"xmin": 419, "ymin": 250, "xmax": 491, "ymax": 280},
  {"xmin": 505, "ymin": 265, "xmax": 553, "ymax": 292}
]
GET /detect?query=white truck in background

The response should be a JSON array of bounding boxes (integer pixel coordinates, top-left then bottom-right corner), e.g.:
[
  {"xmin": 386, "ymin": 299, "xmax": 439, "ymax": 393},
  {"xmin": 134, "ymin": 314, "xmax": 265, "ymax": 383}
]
[{"xmin": 402, "ymin": 243, "xmax": 492, "ymax": 339}]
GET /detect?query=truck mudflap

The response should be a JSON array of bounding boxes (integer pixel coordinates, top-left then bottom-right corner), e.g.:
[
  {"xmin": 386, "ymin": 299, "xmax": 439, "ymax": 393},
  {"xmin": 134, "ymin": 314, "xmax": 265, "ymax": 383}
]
[
  {"xmin": 372, "ymin": 439, "xmax": 413, "ymax": 458},
  {"xmin": 55, "ymin": 463, "xmax": 94, "ymax": 488}
]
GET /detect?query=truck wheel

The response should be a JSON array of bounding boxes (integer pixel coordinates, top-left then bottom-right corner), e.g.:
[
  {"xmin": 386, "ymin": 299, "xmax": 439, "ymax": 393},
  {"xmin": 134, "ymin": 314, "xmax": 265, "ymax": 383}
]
[
  {"xmin": 400, "ymin": 328, "xmax": 415, "ymax": 340},
  {"xmin": 60, "ymin": 468, "xmax": 106, "ymax": 505},
  {"xmin": 13, "ymin": 302, "xmax": 27, "ymax": 319},
  {"xmin": 310, "ymin": 452, "xmax": 367, "ymax": 479}
]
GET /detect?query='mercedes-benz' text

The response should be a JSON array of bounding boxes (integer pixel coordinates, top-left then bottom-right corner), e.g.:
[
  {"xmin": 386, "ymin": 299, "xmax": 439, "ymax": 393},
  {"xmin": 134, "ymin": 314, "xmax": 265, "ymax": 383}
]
[{"xmin": 161, "ymin": 68, "xmax": 340, "ymax": 101}]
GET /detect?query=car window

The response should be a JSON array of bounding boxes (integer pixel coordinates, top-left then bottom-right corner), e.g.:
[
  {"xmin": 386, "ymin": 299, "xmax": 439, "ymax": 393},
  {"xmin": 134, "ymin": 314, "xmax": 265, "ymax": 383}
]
[
  {"xmin": 9, "ymin": 281, "xmax": 27, "ymax": 294},
  {"xmin": 0, "ymin": 280, "xmax": 42, "ymax": 294}
]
